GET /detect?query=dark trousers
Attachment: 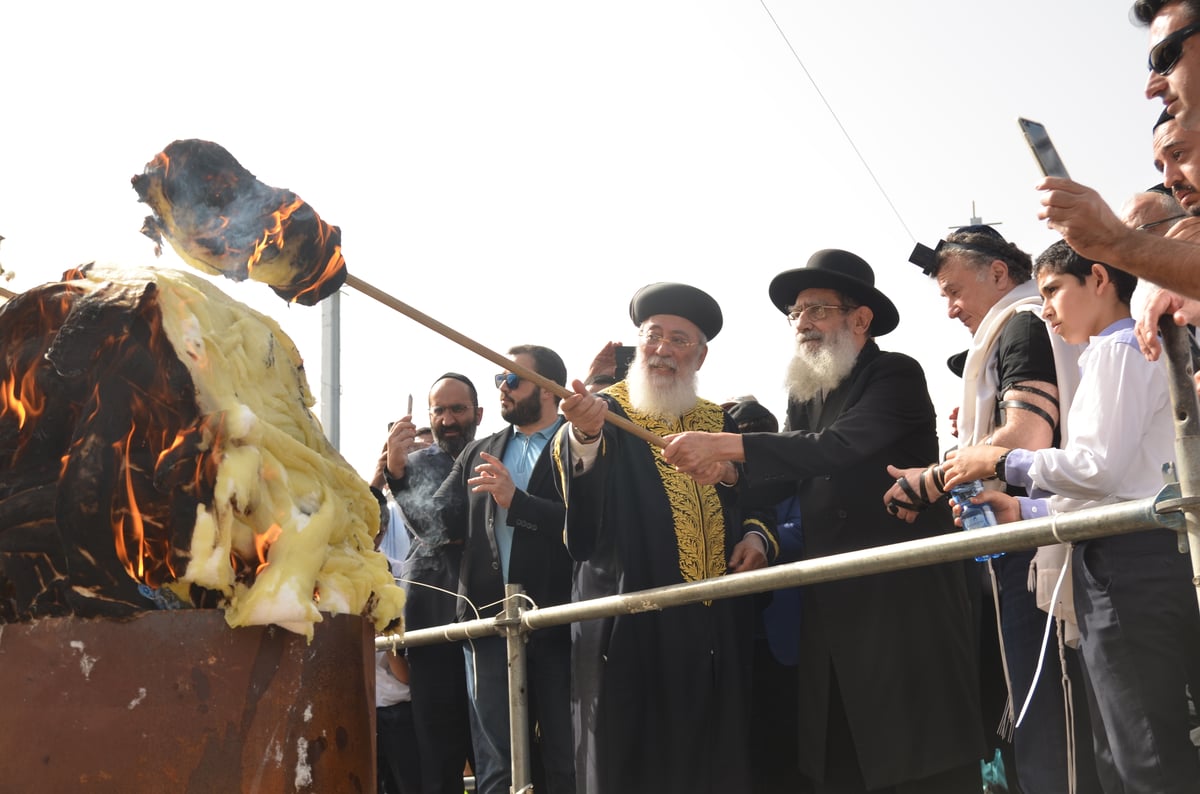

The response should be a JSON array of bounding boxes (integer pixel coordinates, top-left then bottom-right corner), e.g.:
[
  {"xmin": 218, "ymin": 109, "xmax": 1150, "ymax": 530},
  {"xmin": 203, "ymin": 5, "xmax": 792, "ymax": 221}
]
[
  {"xmin": 991, "ymin": 551, "xmax": 1102, "ymax": 793},
  {"xmin": 408, "ymin": 641, "xmax": 474, "ymax": 794},
  {"xmin": 815, "ymin": 671, "xmax": 980, "ymax": 794},
  {"xmin": 377, "ymin": 700, "xmax": 422, "ymax": 794},
  {"xmin": 463, "ymin": 631, "xmax": 575, "ymax": 794},
  {"xmin": 1073, "ymin": 530, "xmax": 1200, "ymax": 794},
  {"xmin": 749, "ymin": 634, "xmax": 808, "ymax": 793}
]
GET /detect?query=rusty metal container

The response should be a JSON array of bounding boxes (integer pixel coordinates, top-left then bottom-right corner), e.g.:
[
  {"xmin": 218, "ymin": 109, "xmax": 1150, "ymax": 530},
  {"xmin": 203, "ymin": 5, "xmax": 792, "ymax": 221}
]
[{"xmin": 0, "ymin": 610, "xmax": 375, "ymax": 793}]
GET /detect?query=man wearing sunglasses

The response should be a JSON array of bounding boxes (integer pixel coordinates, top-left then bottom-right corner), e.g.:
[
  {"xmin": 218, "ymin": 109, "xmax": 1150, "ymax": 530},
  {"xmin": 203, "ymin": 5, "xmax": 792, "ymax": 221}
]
[
  {"xmin": 1144, "ymin": 0, "xmax": 1200, "ymax": 130},
  {"xmin": 433, "ymin": 345, "xmax": 575, "ymax": 794},
  {"xmin": 552, "ymin": 282, "xmax": 776, "ymax": 794},
  {"xmin": 384, "ymin": 372, "xmax": 483, "ymax": 794},
  {"xmin": 1038, "ymin": 1, "xmax": 1200, "ymax": 302}
]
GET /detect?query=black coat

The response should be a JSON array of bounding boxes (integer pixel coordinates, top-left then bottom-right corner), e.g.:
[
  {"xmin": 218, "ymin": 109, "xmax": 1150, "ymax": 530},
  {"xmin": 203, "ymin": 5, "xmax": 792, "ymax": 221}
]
[
  {"xmin": 387, "ymin": 445, "xmax": 460, "ymax": 631},
  {"xmin": 741, "ymin": 341, "xmax": 985, "ymax": 789},
  {"xmin": 434, "ymin": 421, "xmax": 572, "ymax": 625},
  {"xmin": 551, "ymin": 387, "xmax": 773, "ymax": 794}
]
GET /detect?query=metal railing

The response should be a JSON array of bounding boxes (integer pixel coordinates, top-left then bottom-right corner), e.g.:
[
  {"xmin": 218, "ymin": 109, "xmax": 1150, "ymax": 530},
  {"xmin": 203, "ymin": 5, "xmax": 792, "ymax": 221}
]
[{"xmin": 377, "ymin": 321, "xmax": 1200, "ymax": 793}]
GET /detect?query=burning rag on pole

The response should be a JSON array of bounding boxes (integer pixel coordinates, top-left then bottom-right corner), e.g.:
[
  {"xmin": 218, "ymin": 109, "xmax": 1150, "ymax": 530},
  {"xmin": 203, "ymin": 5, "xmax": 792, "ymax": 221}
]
[
  {"xmin": 0, "ymin": 263, "xmax": 403, "ymax": 640},
  {"xmin": 132, "ymin": 139, "xmax": 347, "ymax": 306}
]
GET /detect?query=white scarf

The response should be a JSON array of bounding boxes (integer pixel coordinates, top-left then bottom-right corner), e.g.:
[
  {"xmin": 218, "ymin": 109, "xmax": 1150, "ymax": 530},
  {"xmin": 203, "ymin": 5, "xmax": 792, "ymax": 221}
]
[
  {"xmin": 958, "ymin": 281, "xmax": 1042, "ymax": 447},
  {"xmin": 957, "ymin": 280, "xmax": 1083, "ymax": 446}
]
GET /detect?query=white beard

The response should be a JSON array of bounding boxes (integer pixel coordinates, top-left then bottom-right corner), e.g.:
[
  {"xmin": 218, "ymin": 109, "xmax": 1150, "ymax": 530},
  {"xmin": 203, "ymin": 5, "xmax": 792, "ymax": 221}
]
[
  {"xmin": 627, "ymin": 352, "xmax": 700, "ymax": 419},
  {"xmin": 785, "ymin": 324, "xmax": 860, "ymax": 403}
]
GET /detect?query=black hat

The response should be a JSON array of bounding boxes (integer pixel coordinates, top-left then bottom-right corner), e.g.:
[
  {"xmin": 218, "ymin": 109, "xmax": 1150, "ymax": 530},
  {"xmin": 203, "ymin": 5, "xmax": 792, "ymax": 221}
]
[
  {"xmin": 768, "ymin": 249, "xmax": 899, "ymax": 336},
  {"xmin": 630, "ymin": 282, "xmax": 723, "ymax": 341},
  {"xmin": 725, "ymin": 399, "xmax": 779, "ymax": 433},
  {"xmin": 947, "ymin": 351, "xmax": 967, "ymax": 378}
]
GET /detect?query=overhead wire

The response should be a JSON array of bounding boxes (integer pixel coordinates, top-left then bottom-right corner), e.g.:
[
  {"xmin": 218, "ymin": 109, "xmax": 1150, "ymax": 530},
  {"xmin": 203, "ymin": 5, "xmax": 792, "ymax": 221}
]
[{"xmin": 757, "ymin": 0, "xmax": 917, "ymax": 243}]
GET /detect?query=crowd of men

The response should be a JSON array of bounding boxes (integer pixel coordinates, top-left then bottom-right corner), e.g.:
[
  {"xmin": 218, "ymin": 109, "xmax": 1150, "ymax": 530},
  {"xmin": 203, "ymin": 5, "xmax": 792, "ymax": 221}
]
[{"xmin": 371, "ymin": 2, "xmax": 1200, "ymax": 792}]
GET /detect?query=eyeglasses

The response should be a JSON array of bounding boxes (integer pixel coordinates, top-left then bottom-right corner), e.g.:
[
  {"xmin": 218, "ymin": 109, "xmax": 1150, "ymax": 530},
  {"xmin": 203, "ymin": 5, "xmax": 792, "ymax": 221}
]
[
  {"xmin": 430, "ymin": 403, "xmax": 472, "ymax": 417},
  {"xmin": 1149, "ymin": 21, "xmax": 1200, "ymax": 75},
  {"xmin": 786, "ymin": 304, "xmax": 856, "ymax": 324},
  {"xmin": 639, "ymin": 330, "xmax": 699, "ymax": 350},
  {"xmin": 494, "ymin": 373, "xmax": 522, "ymax": 390},
  {"xmin": 1136, "ymin": 213, "xmax": 1188, "ymax": 231}
]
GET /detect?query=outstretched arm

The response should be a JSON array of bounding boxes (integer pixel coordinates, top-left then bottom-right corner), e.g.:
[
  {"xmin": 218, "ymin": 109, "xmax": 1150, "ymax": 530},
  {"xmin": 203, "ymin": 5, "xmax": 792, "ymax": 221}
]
[{"xmin": 1039, "ymin": 177, "xmax": 1200, "ymax": 300}]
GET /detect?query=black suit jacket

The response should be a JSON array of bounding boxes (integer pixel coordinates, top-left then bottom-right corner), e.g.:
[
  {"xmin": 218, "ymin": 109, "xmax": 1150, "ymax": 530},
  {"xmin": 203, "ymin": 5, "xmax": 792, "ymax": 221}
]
[
  {"xmin": 741, "ymin": 341, "xmax": 985, "ymax": 789},
  {"xmin": 434, "ymin": 420, "xmax": 572, "ymax": 626}
]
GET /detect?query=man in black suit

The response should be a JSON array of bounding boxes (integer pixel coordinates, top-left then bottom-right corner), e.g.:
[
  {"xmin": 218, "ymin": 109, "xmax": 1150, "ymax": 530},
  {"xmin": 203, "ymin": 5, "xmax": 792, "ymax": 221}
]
[
  {"xmin": 664, "ymin": 250, "xmax": 985, "ymax": 793},
  {"xmin": 434, "ymin": 345, "xmax": 575, "ymax": 794}
]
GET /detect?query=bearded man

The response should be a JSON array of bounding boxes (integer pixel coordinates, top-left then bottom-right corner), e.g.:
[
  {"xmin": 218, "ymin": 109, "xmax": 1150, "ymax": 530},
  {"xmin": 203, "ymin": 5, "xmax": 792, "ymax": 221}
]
[
  {"xmin": 554, "ymin": 282, "xmax": 776, "ymax": 794},
  {"xmin": 663, "ymin": 251, "xmax": 985, "ymax": 794},
  {"xmin": 433, "ymin": 345, "xmax": 576, "ymax": 794},
  {"xmin": 384, "ymin": 372, "xmax": 483, "ymax": 794}
]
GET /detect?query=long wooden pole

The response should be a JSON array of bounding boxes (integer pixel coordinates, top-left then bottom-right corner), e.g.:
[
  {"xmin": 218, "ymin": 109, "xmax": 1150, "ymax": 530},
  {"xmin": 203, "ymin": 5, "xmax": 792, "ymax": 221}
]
[{"xmin": 344, "ymin": 274, "xmax": 666, "ymax": 447}]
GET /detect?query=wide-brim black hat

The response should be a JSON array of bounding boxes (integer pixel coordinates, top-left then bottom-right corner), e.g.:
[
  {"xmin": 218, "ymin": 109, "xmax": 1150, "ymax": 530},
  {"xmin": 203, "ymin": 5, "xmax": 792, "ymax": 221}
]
[
  {"xmin": 768, "ymin": 249, "xmax": 899, "ymax": 336},
  {"xmin": 630, "ymin": 282, "xmax": 723, "ymax": 341}
]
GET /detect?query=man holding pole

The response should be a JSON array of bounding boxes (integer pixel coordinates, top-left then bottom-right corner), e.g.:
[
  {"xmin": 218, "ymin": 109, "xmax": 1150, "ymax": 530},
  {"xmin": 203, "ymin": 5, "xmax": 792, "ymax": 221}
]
[
  {"xmin": 554, "ymin": 282, "xmax": 775, "ymax": 794},
  {"xmin": 663, "ymin": 252, "xmax": 985, "ymax": 793}
]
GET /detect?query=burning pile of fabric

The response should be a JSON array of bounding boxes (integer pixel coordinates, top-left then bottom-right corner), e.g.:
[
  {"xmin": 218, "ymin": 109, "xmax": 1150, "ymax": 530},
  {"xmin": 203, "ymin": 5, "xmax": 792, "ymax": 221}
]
[{"xmin": 0, "ymin": 263, "xmax": 402, "ymax": 639}]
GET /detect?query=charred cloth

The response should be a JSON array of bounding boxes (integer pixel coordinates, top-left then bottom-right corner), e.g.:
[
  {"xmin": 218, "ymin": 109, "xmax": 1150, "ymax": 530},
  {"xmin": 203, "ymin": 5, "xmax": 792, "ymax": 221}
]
[
  {"xmin": 0, "ymin": 264, "xmax": 403, "ymax": 638},
  {"xmin": 0, "ymin": 268, "xmax": 208, "ymax": 620},
  {"xmin": 132, "ymin": 139, "xmax": 347, "ymax": 306}
]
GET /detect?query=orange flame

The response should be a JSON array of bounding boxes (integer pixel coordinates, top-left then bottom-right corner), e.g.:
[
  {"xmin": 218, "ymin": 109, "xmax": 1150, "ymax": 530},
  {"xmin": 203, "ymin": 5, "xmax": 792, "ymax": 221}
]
[
  {"xmin": 115, "ymin": 425, "xmax": 146, "ymax": 580},
  {"xmin": 290, "ymin": 245, "xmax": 346, "ymax": 305},
  {"xmin": 247, "ymin": 197, "xmax": 306, "ymax": 273},
  {"xmin": 255, "ymin": 524, "xmax": 283, "ymax": 575},
  {"xmin": 0, "ymin": 367, "xmax": 44, "ymax": 430},
  {"xmin": 155, "ymin": 428, "xmax": 190, "ymax": 469}
]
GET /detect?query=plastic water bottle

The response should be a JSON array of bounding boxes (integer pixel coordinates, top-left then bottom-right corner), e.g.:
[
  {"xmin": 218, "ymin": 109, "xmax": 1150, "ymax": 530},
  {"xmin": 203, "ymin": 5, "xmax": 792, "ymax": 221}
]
[{"xmin": 949, "ymin": 480, "xmax": 1004, "ymax": 562}]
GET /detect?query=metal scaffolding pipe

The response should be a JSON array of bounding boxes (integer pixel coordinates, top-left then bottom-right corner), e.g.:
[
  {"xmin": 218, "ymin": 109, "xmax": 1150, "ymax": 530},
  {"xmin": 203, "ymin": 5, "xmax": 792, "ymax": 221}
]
[
  {"xmin": 378, "ymin": 487, "xmax": 1184, "ymax": 650},
  {"xmin": 1159, "ymin": 320, "xmax": 1200, "ymax": 612},
  {"xmin": 504, "ymin": 584, "xmax": 533, "ymax": 793}
]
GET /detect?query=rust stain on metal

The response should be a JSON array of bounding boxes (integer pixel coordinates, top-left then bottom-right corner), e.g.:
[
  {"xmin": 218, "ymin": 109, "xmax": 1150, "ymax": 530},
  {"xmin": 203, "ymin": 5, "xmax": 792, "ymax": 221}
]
[{"xmin": 0, "ymin": 610, "xmax": 375, "ymax": 792}]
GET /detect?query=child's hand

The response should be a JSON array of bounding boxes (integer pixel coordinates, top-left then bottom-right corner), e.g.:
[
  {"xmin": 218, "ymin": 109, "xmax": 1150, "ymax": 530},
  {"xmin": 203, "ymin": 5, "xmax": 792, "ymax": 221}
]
[{"xmin": 950, "ymin": 488, "xmax": 1021, "ymax": 527}]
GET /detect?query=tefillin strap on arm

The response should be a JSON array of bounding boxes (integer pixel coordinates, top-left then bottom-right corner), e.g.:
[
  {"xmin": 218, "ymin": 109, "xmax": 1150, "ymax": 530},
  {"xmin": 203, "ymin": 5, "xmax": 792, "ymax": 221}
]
[{"xmin": 998, "ymin": 384, "xmax": 1058, "ymax": 430}]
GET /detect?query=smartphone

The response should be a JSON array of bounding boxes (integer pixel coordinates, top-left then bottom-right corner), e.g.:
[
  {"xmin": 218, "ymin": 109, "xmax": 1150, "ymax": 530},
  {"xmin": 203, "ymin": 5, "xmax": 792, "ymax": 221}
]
[
  {"xmin": 614, "ymin": 345, "xmax": 636, "ymax": 381},
  {"xmin": 1018, "ymin": 117, "xmax": 1069, "ymax": 179}
]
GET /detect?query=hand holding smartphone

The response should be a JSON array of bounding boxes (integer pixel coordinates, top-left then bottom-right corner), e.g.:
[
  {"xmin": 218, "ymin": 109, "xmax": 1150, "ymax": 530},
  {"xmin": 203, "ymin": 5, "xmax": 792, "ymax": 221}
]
[
  {"xmin": 614, "ymin": 346, "xmax": 636, "ymax": 381},
  {"xmin": 1018, "ymin": 117, "xmax": 1070, "ymax": 179}
]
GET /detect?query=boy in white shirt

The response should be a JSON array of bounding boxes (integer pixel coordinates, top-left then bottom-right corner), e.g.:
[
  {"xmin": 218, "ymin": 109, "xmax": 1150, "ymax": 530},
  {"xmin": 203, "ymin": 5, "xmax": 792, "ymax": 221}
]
[{"xmin": 945, "ymin": 240, "xmax": 1200, "ymax": 793}]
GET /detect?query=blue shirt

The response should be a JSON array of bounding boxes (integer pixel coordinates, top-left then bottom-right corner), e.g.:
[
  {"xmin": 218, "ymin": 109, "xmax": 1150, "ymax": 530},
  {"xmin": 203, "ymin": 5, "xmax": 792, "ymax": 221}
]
[{"xmin": 495, "ymin": 416, "xmax": 563, "ymax": 580}]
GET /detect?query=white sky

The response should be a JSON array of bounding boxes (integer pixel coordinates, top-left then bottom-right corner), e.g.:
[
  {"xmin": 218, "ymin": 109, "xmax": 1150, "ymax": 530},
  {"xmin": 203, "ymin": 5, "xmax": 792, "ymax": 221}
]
[{"xmin": 0, "ymin": 1, "xmax": 1163, "ymax": 480}]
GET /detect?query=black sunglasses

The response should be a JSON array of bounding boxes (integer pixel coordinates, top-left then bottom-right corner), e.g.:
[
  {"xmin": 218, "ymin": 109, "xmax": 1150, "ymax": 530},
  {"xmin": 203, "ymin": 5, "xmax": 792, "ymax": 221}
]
[
  {"xmin": 1149, "ymin": 21, "xmax": 1200, "ymax": 75},
  {"xmin": 494, "ymin": 372, "xmax": 521, "ymax": 389}
]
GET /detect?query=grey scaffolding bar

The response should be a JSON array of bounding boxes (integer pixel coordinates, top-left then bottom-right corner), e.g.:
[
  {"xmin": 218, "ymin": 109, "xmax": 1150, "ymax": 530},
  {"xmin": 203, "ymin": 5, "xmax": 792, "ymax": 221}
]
[{"xmin": 377, "ymin": 322, "xmax": 1200, "ymax": 792}]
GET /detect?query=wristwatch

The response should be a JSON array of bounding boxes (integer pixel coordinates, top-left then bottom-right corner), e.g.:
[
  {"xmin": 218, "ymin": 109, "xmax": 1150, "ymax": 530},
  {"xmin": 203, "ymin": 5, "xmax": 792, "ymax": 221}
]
[{"xmin": 994, "ymin": 452, "xmax": 1009, "ymax": 483}]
